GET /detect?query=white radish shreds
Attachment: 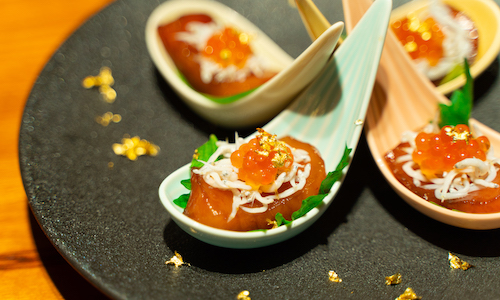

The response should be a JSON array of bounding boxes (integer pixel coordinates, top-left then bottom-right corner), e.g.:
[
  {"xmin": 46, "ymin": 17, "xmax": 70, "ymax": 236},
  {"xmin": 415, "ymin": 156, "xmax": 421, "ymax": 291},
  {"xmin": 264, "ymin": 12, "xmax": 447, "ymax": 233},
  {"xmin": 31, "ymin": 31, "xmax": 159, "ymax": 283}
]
[
  {"xmin": 398, "ymin": 131, "xmax": 500, "ymax": 202},
  {"xmin": 192, "ymin": 135, "xmax": 311, "ymax": 222}
]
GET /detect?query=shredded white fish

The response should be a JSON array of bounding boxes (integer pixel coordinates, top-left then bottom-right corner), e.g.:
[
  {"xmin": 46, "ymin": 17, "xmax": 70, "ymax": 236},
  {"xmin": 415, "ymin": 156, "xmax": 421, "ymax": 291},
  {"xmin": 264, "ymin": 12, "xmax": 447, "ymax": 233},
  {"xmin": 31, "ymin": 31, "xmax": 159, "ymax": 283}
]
[
  {"xmin": 397, "ymin": 128, "xmax": 500, "ymax": 202},
  {"xmin": 175, "ymin": 21, "xmax": 271, "ymax": 84},
  {"xmin": 192, "ymin": 134, "xmax": 311, "ymax": 222}
]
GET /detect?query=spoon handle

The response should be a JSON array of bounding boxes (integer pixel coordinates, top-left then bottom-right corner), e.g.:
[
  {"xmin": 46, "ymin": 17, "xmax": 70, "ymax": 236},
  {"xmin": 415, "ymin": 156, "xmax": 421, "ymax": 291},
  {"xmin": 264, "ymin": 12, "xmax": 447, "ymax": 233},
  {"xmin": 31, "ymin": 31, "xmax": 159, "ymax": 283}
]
[{"xmin": 294, "ymin": 0, "xmax": 331, "ymax": 40}]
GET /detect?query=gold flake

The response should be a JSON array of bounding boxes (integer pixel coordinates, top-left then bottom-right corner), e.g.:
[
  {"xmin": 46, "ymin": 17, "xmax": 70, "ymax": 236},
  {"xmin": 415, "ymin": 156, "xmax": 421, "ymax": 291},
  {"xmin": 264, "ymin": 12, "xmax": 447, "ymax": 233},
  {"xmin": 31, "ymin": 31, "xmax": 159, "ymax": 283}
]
[
  {"xmin": 83, "ymin": 67, "xmax": 116, "ymax": 103},
  {"xmin": 409, "ymin": 18, "xmax": 420, "ymax": 32},
  {"xmin": 108, "ymin": 162, "xmax": 114, "ymax": 169},
  {"xmin": 82, "ymin": 76, "xmax": 97, "ymax": 89},
  {"xmin": 113, "ymin": 135, "xmax": 160, "ymax": 161},
  {"xmin": 256, "ymin": 128, "xmax": 292, "ymax": 168},
  {"xmin": 237, "ymin": 290, "xmax": 251, "ymax": 300},
  {"xmin": 266, "ymin": 219, "xmax": 278, "ymax": 229},
  {"xmin": 328, "ymin": 270, "xmax": 342, "ymax": 282},
  {"xmin": 165, "ymin": 251, "xmax": 189, "ymax": 268},
  {"xmin": 444, "ymin": 126, "xmax": 471, "ymax": 143},
  {"xmin": 385, "ymin": 272, "xmax": 402, "ymax": 285},
  {"xmin": 448, "ymin": 252, "xmax": 474, "ymax": 270},
  {"xmin": 404, "ymin": 41, "xmax": 418, "ymax": 52},
  {"xmin": 395, "ymin": 287, "xmax": 421, "ymax": 300},
  {"xmin": 421, "ymin": 31, "xmax": 432, "ymax": 41},
  {"xmin": 239, "ymin": 33, "xmax": 249, "ymax": 44},
  {"xmin": 96, "ymin": 112, "xmax": 121, "ymax": 126},
  {"xmin": 220, "ymin": 49, "xmax": 232, "ymax": 60}
]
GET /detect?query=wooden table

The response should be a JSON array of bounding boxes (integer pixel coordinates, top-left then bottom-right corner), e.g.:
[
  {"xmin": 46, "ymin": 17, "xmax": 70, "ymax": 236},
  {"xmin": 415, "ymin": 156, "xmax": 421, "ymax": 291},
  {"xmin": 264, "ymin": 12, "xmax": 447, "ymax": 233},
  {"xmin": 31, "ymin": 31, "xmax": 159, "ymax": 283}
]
[{"xmin": 0, "ymin": 0, "xmax": 115, "ymax": 298}]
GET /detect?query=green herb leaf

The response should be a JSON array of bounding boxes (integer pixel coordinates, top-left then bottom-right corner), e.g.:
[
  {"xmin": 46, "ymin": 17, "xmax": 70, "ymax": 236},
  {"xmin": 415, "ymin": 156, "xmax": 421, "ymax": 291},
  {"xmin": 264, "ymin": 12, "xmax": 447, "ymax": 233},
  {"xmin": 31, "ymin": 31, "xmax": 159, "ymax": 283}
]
[
  {"xmin": 173, "ymin": 135, "xmax": 220, "ymax": 209},
  {"xmin": 180, "ymin": 179, "xmax": 192, "ymax": 190},
  {"xmin": 438, "ymin": 59, "xmax": 473, "ymax": 128},
  {"xmin": 191, "ymin": 134, "xmax": 218, "ymax": 168},
  {"xmin": 290, "ymin": 194, "xmax": 328, "ymax": 220},
  {"xmin": 275, "ymin": 145, "xmax": 352, "ymax": 226},
  {"xmin": 439, "ymin": 63, "xmax": 464, "ymax": 85},
  {"xmin": 319, "ymin": 145, "xmax": 352, "ymax": 194},
  {"xmin": 275, "ymin": 213, "xmax": 292, "ymax": 226},
  {"xmin": 177, "ymin": 72, "xmax": 256, "ymax": 104},
  {"xmin": 173, "ymin": 193, "xmax": 190, "ymax": 209}
]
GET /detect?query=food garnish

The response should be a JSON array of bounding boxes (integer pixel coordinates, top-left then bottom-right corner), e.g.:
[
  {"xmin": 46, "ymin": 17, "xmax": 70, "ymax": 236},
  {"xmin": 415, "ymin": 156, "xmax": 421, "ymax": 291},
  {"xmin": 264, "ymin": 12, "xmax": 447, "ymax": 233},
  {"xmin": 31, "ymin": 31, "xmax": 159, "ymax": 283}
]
[
  {"xmin": 112, "ymin": 134, "xmax": 160, "ymax": 161},
  {"xmin": 82, "ymin": 67, "xmax": 117, "ymax": 103},
  {"xmin": 174, "ymin": 129, "xmax": 351, "ymax": 231},
  {"xmin": 385, "ymin": 272, "xmax": 403, "ymax": 285},
  {"xmin": 95, "ymin": 111, "xmax": 122, "ymax": 126},
  {"xmin": 157, "ymin": 14, "xmax": 277, "ymax": 99},
  {"xmin": 391, "ymin": 0, "xmax": 478, "ymax": 84},
  {"xmin": 165, "ymin": 251, "xmax": 189, "ymax": 268},
  {"xmin": 395, "ymin": 287, "xmax": 422, "ymax": 300},
  {"xmin": 236, "ymin": 290, "xmax": 251, "ymax": 300},
  {"xmin": 448, "ymin": 252, "xmax": 474, "ymax": 270},
  {"xmin": 276, "ymin": 145, "xmax": 351, "ymax": 226},
  {"xmin": 385, "ymin": 60, "xmax": 500, "ymax": 213},
  {"xmin": 328, "ymin": 270, "xmax": 342, "ymax": 283}
]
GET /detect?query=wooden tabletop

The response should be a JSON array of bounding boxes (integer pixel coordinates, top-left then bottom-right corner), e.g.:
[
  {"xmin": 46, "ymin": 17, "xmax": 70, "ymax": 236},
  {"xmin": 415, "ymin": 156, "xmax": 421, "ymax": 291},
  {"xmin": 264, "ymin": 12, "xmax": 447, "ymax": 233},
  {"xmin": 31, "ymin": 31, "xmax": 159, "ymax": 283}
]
[{"xmin": 0, "ymin": 0, "xmax": 115, "ymax": 298}]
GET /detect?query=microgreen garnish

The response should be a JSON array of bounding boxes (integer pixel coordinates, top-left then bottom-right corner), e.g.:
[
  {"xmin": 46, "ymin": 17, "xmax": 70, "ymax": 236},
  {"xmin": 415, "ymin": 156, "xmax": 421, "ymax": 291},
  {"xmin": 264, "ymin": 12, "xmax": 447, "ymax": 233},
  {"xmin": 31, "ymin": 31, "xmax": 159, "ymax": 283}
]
[
  {"xmin": 191, "ymin": 134, "xmax": 218, "ymax": 168},
  {"xmin": 439, "ymin": 63, "xmax": 464, "ymax": 85},
  {"xmin": 438, "ymin": 59, "xmax": 473, "ymax": 128},
  {"xmin": 173, "ymin": 194, "xmax": 190, "ymax": 209},
  {"xmin": 173, "ymin": 136, "xmax": 218, "ymax": 208},
  {"xmin": 173, "ymin": 179, "xmax": 192, "ymax": 208},
  {"xmin": 180, "ymin": 179, "xmax": 191, "ymax": 190},
  {"xmin": 275, "ymin": 145, "xmax": 352, "ymax": 226}
]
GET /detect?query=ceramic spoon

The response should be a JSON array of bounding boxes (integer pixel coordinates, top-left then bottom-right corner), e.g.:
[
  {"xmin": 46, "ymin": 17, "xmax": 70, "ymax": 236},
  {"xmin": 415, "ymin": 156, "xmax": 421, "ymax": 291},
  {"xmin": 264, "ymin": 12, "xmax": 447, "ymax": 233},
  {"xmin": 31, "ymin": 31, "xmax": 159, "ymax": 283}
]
[
  {"xmin": 145, "ymin": 0, "xmax": 343, "ymax": 128},
  {"xmin": 158, "ymin": 0, "xmax": 392, "ymax": 249},
  {"xmin": 343, "ymin": 0, "xmax": 500, "ymax": 229}
]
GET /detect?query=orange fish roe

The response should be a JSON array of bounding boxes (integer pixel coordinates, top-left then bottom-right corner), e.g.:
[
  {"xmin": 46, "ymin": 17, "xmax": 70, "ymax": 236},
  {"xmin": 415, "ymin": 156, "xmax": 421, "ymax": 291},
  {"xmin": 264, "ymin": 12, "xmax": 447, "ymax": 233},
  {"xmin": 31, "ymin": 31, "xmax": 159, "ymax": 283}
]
[
  {"xmin": 391, "ymin": 14, "xmax": 445, "ymax": 67},
  {"xmin": 203, "ymin": 27, "xmax": 252, "ymax": 69},
  {"xmin": 230, "ymin": 129, "xmax": 293, "ymax": 189},
  {"xmin": 412, "ymin": 124, "xmax": 490, "ymax": 178}
]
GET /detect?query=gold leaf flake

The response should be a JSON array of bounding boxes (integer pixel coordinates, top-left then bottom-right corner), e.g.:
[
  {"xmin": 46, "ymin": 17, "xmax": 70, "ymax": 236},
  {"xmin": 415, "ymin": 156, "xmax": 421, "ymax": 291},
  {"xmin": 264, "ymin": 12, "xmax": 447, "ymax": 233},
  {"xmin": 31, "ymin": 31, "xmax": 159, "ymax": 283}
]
[
  {"xmin": 448, "ymin": 252, "xmax": 474, "ymax": 270},
  {"xmin": 237, "ymin": 290, "xmax": 251, "ymax": 300},
  {"xmin": 96, "ymin": 112, "xmax": 121, "ymax": 126},
  {"xmin": 113, "ymin": 135, "xmax": 160, "ymax": 161},
  {"xmin": 385, "ymin": 272, "xmax": 402, "ymax": 285},
  {"xmin": 266, "ymin": 219, "xmax": 278, "ymax": 229},
  {"xmin": 83, "ymin": 67, "xmax": 116, "ymax": 102},
  {"xmin": 395, "ymin": 287, "xmax": 421, "ymax": 300},
  {"xmin": 165, "ymin": 251, "xmax": 189, "ymax": 268},
  {"xmin": 328, "ymin": 270, "xmax": 342, "ymax": 282}
]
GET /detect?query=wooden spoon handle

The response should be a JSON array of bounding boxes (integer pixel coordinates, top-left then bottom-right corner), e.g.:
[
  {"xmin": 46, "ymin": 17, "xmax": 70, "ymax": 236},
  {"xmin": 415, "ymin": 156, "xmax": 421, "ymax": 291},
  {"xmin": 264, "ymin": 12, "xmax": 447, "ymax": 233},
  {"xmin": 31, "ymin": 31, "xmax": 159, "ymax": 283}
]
[{"xmin": 294, "ymin": 0, "xmax": 331, "ymax": 40}]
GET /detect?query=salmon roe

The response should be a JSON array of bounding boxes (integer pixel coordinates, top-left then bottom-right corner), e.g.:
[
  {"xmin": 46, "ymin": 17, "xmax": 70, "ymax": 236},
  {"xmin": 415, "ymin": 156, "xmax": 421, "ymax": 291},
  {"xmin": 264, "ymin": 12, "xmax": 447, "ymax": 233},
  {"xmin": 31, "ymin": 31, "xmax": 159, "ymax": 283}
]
[
  {"xmin": 412, "ymin": 124, "xmax": 490, "ymax": 178},
  {"xmin": 391, "ymin": 14, "xmax": 445, "ymax": 66},
  {"xmin": 203, "ymin": 27, "xmax": 252, "ymax": 69},
  {"xmin": 230, "ymin": 129, "xmax": 294, "ymax": 189}
]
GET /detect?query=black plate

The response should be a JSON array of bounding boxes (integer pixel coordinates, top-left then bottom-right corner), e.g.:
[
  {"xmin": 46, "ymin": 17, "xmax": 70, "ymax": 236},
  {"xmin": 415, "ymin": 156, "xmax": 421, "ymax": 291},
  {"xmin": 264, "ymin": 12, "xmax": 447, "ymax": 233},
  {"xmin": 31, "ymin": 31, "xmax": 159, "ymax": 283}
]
[{"xmin": 20, "ymin": 0, "xmax": 500, "ymax": 299}]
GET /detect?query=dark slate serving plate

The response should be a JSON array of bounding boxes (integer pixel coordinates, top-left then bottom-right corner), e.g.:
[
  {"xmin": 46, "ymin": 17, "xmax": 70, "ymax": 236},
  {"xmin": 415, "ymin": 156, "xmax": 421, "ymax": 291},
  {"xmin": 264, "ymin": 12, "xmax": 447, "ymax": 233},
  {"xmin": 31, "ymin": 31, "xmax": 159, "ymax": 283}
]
[{"xmin": 19, "ymin": 0, "xmax": 500, "ymax": 299}]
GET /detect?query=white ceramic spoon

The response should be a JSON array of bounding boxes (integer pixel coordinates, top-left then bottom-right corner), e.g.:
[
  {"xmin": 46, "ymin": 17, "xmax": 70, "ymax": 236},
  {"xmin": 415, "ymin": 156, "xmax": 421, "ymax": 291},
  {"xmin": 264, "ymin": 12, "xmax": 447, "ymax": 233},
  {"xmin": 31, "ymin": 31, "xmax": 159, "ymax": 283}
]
[
  {"xmin": 343, "ymin": 0, "xmax": 500, "ymax": 230},
  {"xmin": 145, "ymin": 0, "xmax": 343, "ymax": 128},
  {"xmin": 158, "ymin": 0, "xmax": 392, "ymax": 248}
]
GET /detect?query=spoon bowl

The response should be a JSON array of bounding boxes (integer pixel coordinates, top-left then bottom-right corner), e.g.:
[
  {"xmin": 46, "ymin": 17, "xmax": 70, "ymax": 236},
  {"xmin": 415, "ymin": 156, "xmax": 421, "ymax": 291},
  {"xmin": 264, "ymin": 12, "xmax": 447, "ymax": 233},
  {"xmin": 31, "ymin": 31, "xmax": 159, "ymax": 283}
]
[
  {"xmin": 145, "ymin": 0, "xmax": 343, "ymax": 128},
  {"xmin": 390, "ymin": 0, "xmax": 500, "ymax": 95},
  {"xmin": 344, "ymin": 0, "xmax": 500, "ymax": 230},
  {"xmin": 158, "ymin": 0, "xmax": 392, "ymax": 248}
]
